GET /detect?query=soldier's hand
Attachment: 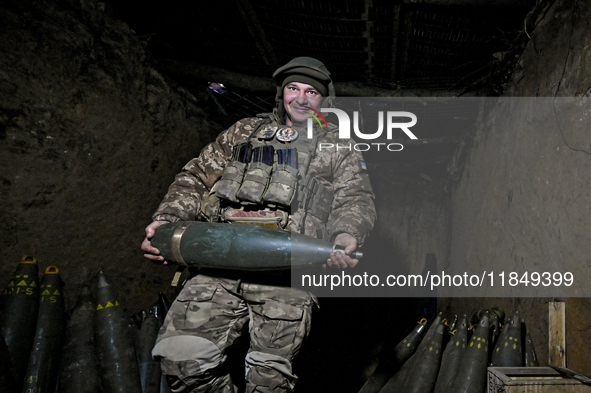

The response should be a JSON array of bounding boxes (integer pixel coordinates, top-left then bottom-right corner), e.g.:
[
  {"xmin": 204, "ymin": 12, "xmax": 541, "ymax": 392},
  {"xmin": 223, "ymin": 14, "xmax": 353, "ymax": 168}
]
[
  {"xmin": 328, "ymin": 233, "xmax": 358, "ymax": 268},
  {"xmin": 142, "ymin": 220, "xmax": 167, "ymax": 263}
]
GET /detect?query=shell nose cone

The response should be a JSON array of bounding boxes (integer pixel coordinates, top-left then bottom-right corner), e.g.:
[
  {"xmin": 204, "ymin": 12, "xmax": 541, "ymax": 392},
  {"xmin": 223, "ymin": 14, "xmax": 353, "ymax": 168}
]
[{"xmin": 97, "ymin": 271, "xmax": 109, "ymax": 288}]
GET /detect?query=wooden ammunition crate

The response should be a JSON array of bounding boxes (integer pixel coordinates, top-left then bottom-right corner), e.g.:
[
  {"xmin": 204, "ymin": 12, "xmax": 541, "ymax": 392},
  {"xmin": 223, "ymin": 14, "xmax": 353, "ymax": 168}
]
[{"xmin": 488, "ymin": 367, "xmax": 591, "ymax": 393}]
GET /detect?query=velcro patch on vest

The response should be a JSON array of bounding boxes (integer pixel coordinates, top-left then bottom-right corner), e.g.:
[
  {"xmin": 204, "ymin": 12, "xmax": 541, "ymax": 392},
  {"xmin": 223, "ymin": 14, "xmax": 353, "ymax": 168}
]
[
  {"xmin": 276, "ymin": 127, "xmax": 298, "ymax": 142},
  {"xmin": 222, "ymin": 209, "xmax": 288, "ymax": 228},
  {"xmin": 224, "ymin": 210, "xmax": 282, "ymax": 218},
  {"xmin": 359, "ymin": 161, "xmax": 373, "ymax": 193},
  {"xmin": 257, "ymin": 125, "xmax": 279, "ymax": 140}
]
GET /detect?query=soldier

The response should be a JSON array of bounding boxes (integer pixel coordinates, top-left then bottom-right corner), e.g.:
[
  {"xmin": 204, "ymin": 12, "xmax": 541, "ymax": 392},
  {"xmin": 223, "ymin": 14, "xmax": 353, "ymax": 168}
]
[{"xmin": 142, "ymin": 57, "xmax": 376, "ymax": 392}]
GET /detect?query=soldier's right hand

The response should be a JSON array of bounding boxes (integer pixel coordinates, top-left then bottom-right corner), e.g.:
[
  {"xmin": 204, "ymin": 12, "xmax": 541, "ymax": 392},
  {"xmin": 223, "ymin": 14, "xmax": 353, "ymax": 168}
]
[{"xmin": 141, "ymin": 220, "xmax": 167, "ymax": 263}]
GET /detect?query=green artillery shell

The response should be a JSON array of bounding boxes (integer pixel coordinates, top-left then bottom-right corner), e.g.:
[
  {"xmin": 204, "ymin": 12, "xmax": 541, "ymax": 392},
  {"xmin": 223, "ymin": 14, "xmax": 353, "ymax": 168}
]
[
  {"xmin": 161, "ymin": 376, "xmax": 172, "ymax": 393},
  {"xmin": 22, "ymin": 265, "xmax": 65, "ymax": 393},
  {"xmin": 156, "ymin": 294, "xmax": 173, "ymax": 393},
  {"xmin": 58, "ymin": 284, "xmax": 100, "ymax": 393},
  {"xmin": 151, "ymin": 221, "xmax": 362, "ymax": 270},
  {"xmin": 397, "ymin": 322, "xmax": 446, "ymax": 393},
  {"xmin": 488, "ymin": 313, "xmax": 500, "ymax": 363},
  {"xmin": 491, "ymin": 311, "xmax": 522, "ymax": 367},
  {"xmin": 358, "ymin": 320, "xmax": 428, "ymax": 393},
  {"xmin": 447, "ymin": 313, "xmax": 490, "ymax": 393},
  {"xmin": 433, "ymin": 315, "xmax": 468, "ymax": 393},
  {"xmin": 524, "ymin": 330, "xmax": 539, "ymax": 367},
  {"xmin": 95, "ymin": 272, "xmax": 142, "ymax": 392},
  {"xmin": 378, "ymin": 313, "xmax": 443, "ymax": 392},
  {"xmin": 137, "ymin": 306, "xmax": 161, "ymax": 393},
  {"xmin": 0, "ymin": 255, "xmax": 40, "ymax": 390}
]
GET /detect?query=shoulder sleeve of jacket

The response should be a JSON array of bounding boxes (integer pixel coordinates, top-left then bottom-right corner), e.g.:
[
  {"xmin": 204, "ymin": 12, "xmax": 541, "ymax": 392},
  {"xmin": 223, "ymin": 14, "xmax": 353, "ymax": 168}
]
[
  {"xmin": 152, "ymin": 118, "xmax": 260, "ymax": 222},
  {"xmin": 327, "ymin": 135, "xmax": 377, "ymax": 247}
]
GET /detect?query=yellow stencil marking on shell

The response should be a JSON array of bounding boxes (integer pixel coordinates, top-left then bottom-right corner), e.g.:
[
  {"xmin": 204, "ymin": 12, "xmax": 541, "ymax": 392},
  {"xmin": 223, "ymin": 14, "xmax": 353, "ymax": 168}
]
[
  {"xmin": 106, "ymin": 301, "xmax": 114, "ymax": 308},
  {"xmin": 97, "ymin": 304, "xmax": 104, "ymax": 310},
  {"xmin": 30, "ymin": 282, "xmax": 36, "ymax": 287},
  {"xmin": 7, "ymin": 281, "xmax": 14, "ymax": 287},
  {"xmin": 17, "ymin": 280, "xmax": 27, "ymax": 286},
  {"xmin": 53, "ymin": 290, "xmax": 60, "ymax": 295},
  {"xmin": 42, "ymin": 290, "xmax": 51, "ymax": 295}
]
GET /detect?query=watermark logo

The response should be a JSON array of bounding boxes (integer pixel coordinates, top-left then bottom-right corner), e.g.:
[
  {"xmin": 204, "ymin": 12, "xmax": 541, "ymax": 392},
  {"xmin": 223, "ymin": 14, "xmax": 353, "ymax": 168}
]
[
  {"xmin": 306, "ymin": 108, "xmax": 418, "ymax": 152},
  {"xmin": 303, "ymin": 107, "xmax": 328, "ymax": 130}
]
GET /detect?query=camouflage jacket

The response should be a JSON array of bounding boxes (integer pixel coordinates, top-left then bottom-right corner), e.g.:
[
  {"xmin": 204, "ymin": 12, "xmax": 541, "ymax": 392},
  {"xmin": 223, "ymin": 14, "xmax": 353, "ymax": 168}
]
[{"xmin": 153, "ymin": 116, "xmax": 376, "ymax": 246}]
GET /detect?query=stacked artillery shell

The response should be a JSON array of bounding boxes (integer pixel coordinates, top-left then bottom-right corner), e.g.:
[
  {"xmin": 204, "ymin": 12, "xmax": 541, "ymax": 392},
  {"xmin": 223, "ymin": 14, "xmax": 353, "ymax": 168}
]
[
  {"xmin": 132, "ymin": 309, "xmax": 147, "ymax": 330},
  {"xmin": 0, "ymin": 327, "xmax": 15, "ymax": 391},
  {"xmin": 158, "ymin": 292, "xmax": 171, "ymax": 324},
  {"xmin": 151, "ymin": 221, "xmax": 362, "ymax": 270},
  {"xmin": 490, "ymin": 311, "xmax": 522, "ymax": 367},
  {"xmin": 447, "ymin": 313, "xmax": 490, "ymax": 393},
  {"xmin": 488, "ymin": 312, "xmax": 500, "ymax": 362},
  {"xmin": 393, "ymin": 323, "xmax": 445, "ymax": 393},
  {"xmin": 524, "ymin": 330, "xmax": 539, "ymax": 367},
  {"xmin": 357, "ymin": 319, "xmax": 428, "ymax": 393},
  {"xmin": 95, "ymin": 272, "xmax": 142, "ymax": 392},
  {"xmin": 432, "ymin": 315, "xmax": 468, "ymax": 393},
  {"xmin": 58, "ymin": 284, "xmax": 100, "ymax": 393},
  {"xmin": 137, "ymin": 305, "xmax": 161, "ymax": 393},
  {"xmin": 22, "ymin": 265, "xmax": 66, "ymax": 393},
  {"xmin": 378, "ymin": 313, "xmax": 443, "ymax": 393},
  {"xmin": 0, "ymin": 255, "xmax": 40, "ymax": 389},
  {"xmin": 157, "ymin": 292, "xmax": 173, "ymax": 393},
  {"xmin": 446, "ymin": 315, "xmax": 458, "ymax": 333},
  {"xmin": 161, "ymin": 378, "xmax": 172, "ymax": 393}
]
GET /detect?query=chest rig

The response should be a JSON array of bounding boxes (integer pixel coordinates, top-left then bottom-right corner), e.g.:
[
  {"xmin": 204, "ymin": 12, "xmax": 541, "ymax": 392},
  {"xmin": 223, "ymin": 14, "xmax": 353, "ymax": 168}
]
[{"xmin": 212, "ymin": 116, "xmax": 334, "ymax": 232}]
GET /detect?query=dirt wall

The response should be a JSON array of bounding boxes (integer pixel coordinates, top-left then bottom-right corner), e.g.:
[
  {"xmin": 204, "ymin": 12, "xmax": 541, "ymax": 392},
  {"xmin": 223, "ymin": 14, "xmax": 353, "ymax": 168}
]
[
  {"xmin": 443, "ymin": 0, "xmax": 591, "ymax": 373},
  {"xmin": 0, "ymin": 0, "xmax": 221, "ymax": 310}
]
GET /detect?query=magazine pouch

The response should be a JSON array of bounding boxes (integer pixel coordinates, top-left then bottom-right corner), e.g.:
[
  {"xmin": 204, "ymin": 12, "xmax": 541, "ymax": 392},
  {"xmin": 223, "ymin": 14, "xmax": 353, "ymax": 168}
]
[
  {"xmin": 263, "ymin": 164, "xmax": 299, "ymax": 207},
  {"xmin": 235, "ymin": 161, "xmax": 273, "ymax": 204}
]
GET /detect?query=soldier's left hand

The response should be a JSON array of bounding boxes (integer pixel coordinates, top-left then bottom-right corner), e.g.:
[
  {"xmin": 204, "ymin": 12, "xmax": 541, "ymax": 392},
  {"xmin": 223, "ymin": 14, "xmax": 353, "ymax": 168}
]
[{"xmin": 328, "ymin": 233, "xmax": 358, "ymax": 268}]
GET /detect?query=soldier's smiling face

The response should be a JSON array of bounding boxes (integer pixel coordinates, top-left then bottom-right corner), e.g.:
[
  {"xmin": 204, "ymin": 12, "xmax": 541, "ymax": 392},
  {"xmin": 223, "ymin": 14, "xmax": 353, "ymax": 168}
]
[{"xmin": 283, "ymin": 82, "xmax": 324, "ymax": 126}]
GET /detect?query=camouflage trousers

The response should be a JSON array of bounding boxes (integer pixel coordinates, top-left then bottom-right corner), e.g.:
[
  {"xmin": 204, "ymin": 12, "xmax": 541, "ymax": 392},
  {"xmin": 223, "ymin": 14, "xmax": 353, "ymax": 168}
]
[{"xmin": 152, "ymin": 274, "xmax": 314, "ymax": 393}]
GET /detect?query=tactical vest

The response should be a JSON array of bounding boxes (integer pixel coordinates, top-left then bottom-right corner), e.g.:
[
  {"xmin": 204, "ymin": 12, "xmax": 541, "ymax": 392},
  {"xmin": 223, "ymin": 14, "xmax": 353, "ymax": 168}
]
[{"xmin": 210, "ymin": 115, "xmax": 334, "ymax": 231}]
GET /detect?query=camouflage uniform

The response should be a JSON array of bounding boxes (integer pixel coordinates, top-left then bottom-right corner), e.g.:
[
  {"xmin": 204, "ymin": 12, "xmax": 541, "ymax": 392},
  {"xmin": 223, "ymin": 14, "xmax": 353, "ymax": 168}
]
[{"xmin": 151, "ymin": 58, "xmax": 376, "ymax": 392}]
